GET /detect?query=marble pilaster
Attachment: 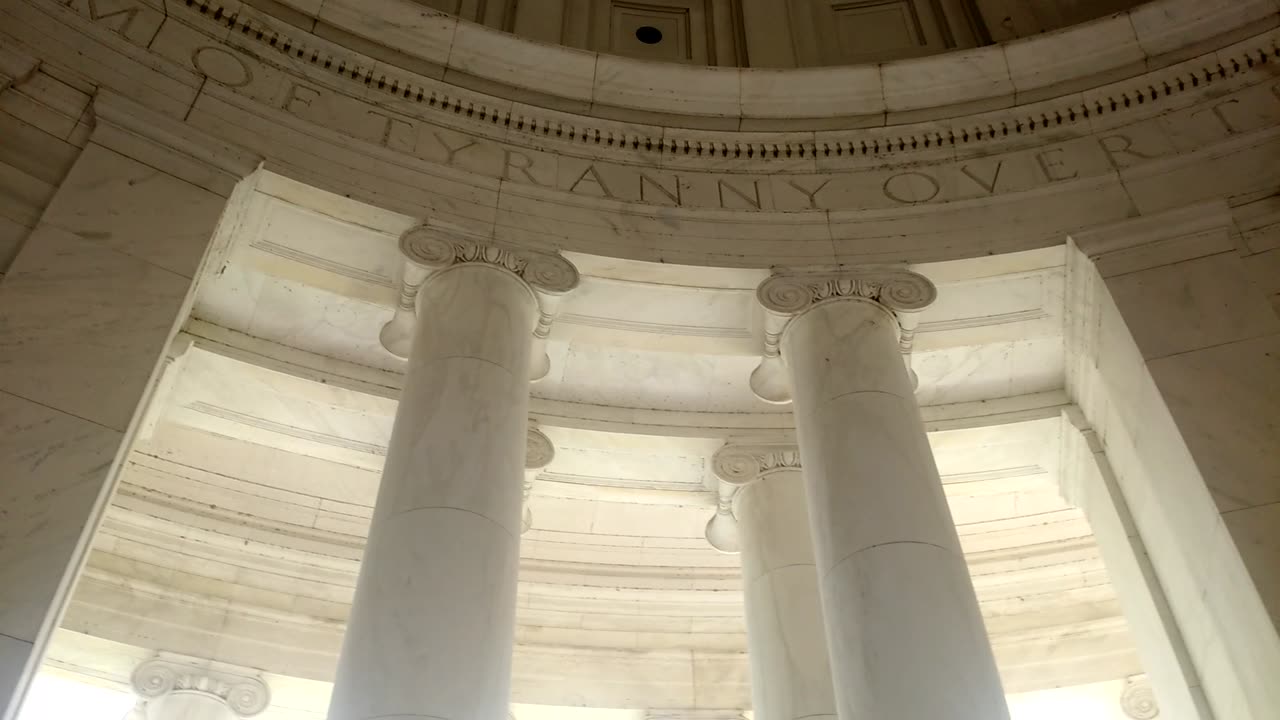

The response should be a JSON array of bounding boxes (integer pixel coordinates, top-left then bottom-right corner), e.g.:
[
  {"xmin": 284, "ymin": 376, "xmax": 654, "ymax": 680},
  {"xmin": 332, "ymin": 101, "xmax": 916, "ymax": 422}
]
[
  {"xmin": 132, "ymin": 657, "xmax": 270, "ymax": 720},
  {"xmin": 1067, "ymin": 204, "xmax": 1280, "ymax": 720},
  {"xmin": 1059, "ymin": 408, "xmax": 1214, "ymax": 719},
  {"xmin": 0, "ymin": 94, "xmax": 258, "ymax": 720},
  {"xmin": 751, "ymin": 268, "xmax": 1009, "ymax": 720},
  {"xmin": 709, "ymin": 443, "xmax": 836, "ymax": 720},
  {"xmin": 325, "ymin": 227, "xmax": 577, "ymax": 720}
]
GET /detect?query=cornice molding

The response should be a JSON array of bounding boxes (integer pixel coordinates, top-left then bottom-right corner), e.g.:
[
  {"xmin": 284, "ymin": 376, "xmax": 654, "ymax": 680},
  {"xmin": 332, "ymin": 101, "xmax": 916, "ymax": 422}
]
[
  {"xmin": 132, "ymin": 656, "xmax": 270, "ymax": 717},
  {"xmin": 213, "ymin": 0, "xmax": 1280, "ymax": 130},
  {"xmin": 1068, "ymin": 198, "xmax": 1235, "ymax": 272},
  {"xmin": 184, "ymin": 320, "xmax": 1072, "ymax": 437},
  {"xmin": 94, "ymin": 0, "xmax": 1280, "ymax": 159},
  {"xmin": 91, "ymin": 89, "xmax": 262, "ymax": 196}
]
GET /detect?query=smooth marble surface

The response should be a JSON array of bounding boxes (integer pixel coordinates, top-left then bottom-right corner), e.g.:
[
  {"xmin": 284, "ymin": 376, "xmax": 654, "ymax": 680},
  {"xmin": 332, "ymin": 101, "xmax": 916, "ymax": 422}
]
[
  {"xmin": 0, "ymin": 226, "xmax": 192, "ymax": 432},
  {"xmin": 0, "ymin": 139, "xmax": 234, "ymax": 720},
  {"xmin": 1104, "ymin": 252, "xmax": 1280, "ymax": 361},
  {"xmin": 0, "ymin": 391, "xmax": 124, "ymax": 720},
  {"xmin": 734, "ymin": 471, "xmax": 835, "ymax": 720},
  {"xmin": 782, "ymin": 298, "xmax": 1009, "ymax": 720},
  {"xmin": 1059, "ymin": 410, "xmax": 1212, "ymax": 719},
  {"xmin": 36, "ymin": 144, "xmax": 226, "ymax": 279},
  {"xmin": 1146, "ymin": 333, "xmax": 1280, "ymax": 513},
  {"xmin": 824, "ymin": 542, "xmax": 1007, "ymax": 719},
  {"xmin": 0, "ymin": 391, "xmax": 119, "ymax": 641},
  {"xmin": 1066, "ymin": 237, "xmax": 1280, "ymax": 720},
  {"xmin": 326, "ymin": 263, "xmax": 537, "ymax": 720}
]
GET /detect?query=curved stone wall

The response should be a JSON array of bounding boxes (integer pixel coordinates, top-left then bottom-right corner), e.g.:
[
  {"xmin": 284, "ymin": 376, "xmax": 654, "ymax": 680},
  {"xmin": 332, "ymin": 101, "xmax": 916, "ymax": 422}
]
[
  {"xmin": 397, "ymin": 0, "xmax": 1142, "ymax": 68},
  {"xmin": 2, "ymin": 0, "xmax": 1279, "ymax": 269}
]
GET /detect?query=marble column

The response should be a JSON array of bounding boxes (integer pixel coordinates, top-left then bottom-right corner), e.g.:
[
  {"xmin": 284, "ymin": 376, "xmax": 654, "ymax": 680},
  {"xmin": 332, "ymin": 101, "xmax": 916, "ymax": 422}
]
[
  {"xmin": 326, "ymin": 227, "xmax": 577, "ymax": 720},
  {"xmin": 749, "ymin": 269, "xmax": 1009, "ymax": 720},
  {"xmin": 131, "ymin": 657, "xmax": 269, "ymax": 720},
  {"xmin": 708, "ymin": 443, "xmax": 836, "ymax": 720}
]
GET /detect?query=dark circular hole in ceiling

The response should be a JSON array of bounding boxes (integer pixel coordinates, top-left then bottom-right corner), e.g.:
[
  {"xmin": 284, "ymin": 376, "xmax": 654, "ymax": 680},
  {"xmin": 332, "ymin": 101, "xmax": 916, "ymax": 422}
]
[{"xmin": 635, "ymin": 26, "xmax": 664, "ymax": 45}]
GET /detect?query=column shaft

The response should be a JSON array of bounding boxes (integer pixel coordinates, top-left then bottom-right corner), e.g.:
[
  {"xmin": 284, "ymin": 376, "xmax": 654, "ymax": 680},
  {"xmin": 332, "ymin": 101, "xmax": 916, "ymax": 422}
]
[
  {"xmin": 736, "ymin": 471, "xmax": 836, "ymax": 720},
  {"xmin": 783, "ymin": 297, "xmax": 1008, "ymax": 720},
  {"xmin": 327, "ymin": 263, "xmax": 537, "ymax": 720},
  {"xmin": 145, "ymin": 693, "xmax": 238, "ymax": 720}
]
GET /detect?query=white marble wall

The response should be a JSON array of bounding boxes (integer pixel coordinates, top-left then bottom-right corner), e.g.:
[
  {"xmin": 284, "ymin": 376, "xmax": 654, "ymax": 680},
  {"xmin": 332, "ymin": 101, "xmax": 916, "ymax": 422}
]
[
  {"xmin": 1066, "ymin": 202, "xmax": 1280, "ymax": 720},
  {"xmin": 1058, "ymin": 409, "xmax": 1212, "ymax": 719},
  {"xmin": 0, "ymin": 97, "xmax": 252, "ymax": 720}
]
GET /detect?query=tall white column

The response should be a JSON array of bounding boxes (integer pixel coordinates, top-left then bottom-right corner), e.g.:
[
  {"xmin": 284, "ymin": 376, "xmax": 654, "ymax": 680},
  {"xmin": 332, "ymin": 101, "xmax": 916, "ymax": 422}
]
[
  {"xmin": 131, "ymin": 657, "xmax": 269, "ymax": 720},
  {"xmin": 326, "ymin": 227, "xmax": 577, "ymax": 720},
  {"xmin": 750, "ymin": 269, "xmax": 1009, "ymax": 720},
  {"xmin": 708, "ymin": 444, "xmax": 836, "ymax": 720}
]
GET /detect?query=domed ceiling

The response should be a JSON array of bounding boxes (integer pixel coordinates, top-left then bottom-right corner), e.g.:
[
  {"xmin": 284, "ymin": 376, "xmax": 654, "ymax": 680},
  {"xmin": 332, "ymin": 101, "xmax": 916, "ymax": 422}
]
[{"xmin": 401, "ymin": 0, "xmax": 1144, "ymax": 67}]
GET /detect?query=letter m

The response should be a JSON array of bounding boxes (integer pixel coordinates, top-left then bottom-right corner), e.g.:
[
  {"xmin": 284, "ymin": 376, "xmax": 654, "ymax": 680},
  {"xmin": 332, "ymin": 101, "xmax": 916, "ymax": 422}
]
[{"xmin": 75, "ymin": 0, "xmax": 142, "ymax": 37}]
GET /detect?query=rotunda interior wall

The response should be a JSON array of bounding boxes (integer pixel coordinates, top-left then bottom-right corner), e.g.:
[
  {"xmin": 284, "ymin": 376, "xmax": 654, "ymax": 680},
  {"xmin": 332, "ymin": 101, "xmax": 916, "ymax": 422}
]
[
  {"xmin": 6, "ymin": 1, "xmax": 1279, "ymax": 716},
  {"xmin": 53, "ymin": 374, "xmax": 1142, "ymax": 704},
  {"xmin": 30, "ymin": 169, "xmax": 1144, "ymax": 705},
  {"xmin": 5, "ymin": 0, "xmax": 1280, "ymax": 273},
  {"xmin": 28, "ymin": 629, "xmax": 1142, "ymax": 720}
]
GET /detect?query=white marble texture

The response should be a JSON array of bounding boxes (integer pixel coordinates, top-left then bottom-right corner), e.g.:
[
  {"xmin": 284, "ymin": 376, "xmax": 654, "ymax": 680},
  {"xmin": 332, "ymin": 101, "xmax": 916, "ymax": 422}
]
[
  {"xmin": 1065, "ymin": 234, "xmax": 1280, "ymax": 720},
  {"xmin": 1058, "ymin": 410, "xmax": 1212, "ymax": 719},
  {"xmin": 325, "ymin": 263, "xmax": 538, "ymax": 720},
  {"xmin": 734, "ymin": 470, "xmax": 835, "ymax": 720},
  {"xmin": 0, "ymin": 392, "xmax": 124, "ymax": 718},
  {"xmin": 782, "ymin": 297, "xmax": 1009, "ymax": 720}
]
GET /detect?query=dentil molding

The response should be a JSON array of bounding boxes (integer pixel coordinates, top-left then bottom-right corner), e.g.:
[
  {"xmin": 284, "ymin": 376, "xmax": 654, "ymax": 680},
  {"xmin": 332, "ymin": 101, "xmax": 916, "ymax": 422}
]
[
  {"xmin": 131, "ymin": 657, "xmax": 270, "ymax": 718},
  {"xmin": 750, "ymin": 267, "xmax": 936, "ymax": 404}
]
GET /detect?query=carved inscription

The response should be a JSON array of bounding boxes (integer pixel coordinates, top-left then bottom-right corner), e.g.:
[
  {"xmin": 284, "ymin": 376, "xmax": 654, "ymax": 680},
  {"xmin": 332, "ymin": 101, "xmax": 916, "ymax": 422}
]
[
  {"xmin": 191, "ymin": 46, "xmax": 254, "ymax": 88},
  {"xmin": 68, "ymin": 0, "xmax": 163, "ymax": 46},
  {"xmin": 142, "ymin": 27, "xmax": 1280, "ymax": 214}
]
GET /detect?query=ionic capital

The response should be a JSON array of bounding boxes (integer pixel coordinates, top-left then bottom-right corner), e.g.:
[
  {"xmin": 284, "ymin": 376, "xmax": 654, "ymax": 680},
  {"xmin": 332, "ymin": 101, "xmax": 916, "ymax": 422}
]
[
  {"xmin": 750, "ymin": 267, "xmax": 935, "ymax": 403},
  {"xmin": 711, "ymin": 442, "xmax": 802, "ymax": 486},
  {"xmin": 755, "ymin": 267, "xmax": 936, "ymax": 318},
  {"xmin": 399, "ymin": 225, "xmax": 580, "ymax": 295},
  {"xmin": 380, "ymin": 225, "xmax": 580, "ymax": 371},
  {"xmin": 522, "ymin": 426, "xmax": 555, "ymax": 534},
  {"xmin": 132, "ymin": 656, "xmax": 270, "ymax": 719},
  {"xmin": 1120, "ymin": 675, "xmax": 1158, "ymax": 720},
  {"xmin": 705, "ymin": 442, "xmax": 801, "ymax": 553}
]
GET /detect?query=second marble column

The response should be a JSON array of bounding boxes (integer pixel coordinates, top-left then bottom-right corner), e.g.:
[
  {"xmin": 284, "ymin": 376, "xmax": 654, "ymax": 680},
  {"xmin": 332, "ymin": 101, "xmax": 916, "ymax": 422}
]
[
  {"xmin": 710, "ymin": 444, "xmax": 836, "ymax": 720},
  {"xmin": 326, "ymin": 228, "xmax": 577, "ymax": 720},
  {"xmin": 751, "ymin": 269, "xmax": 1009, "ymax": 720}
]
